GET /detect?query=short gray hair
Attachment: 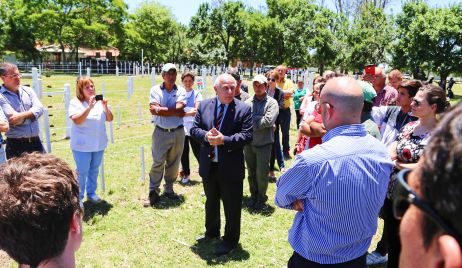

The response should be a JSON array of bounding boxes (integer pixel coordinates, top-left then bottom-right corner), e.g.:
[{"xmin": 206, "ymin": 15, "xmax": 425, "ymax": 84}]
[
  {"xmin": 0, "ymin": 62, "xmax": 18, "ymax": 76},
  {"xmin": 214, "ymin": 73, "xmax": 237, "ymax": 88}
]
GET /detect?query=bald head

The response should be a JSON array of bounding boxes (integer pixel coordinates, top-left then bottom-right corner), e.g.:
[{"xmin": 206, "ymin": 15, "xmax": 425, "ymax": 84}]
[{"xmin": 320, "ymin": 77, "xmax": 364, "ymax": 130}]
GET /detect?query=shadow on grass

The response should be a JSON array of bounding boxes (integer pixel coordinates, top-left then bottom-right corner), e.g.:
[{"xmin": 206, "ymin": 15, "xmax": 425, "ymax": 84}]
[
  {"xmin": 83, "ymin": 200, "xmax": 113, "ymax": 222},
  {"xmin": 242, "ymin": 196, "xmax": 276, "ymax": 216},
  {"xmin": 152, "ymin": 194, "xmax": 186, "ymax": 209},
  {"xmin": 190, "ymin": 240, "xmax": 250, "ymax": 265}
]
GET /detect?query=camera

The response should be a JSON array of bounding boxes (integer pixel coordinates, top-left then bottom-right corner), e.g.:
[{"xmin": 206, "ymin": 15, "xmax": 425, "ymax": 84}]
[{"xmin": 95, "ymin": 94, "xmax": 103, "ymax": 101}]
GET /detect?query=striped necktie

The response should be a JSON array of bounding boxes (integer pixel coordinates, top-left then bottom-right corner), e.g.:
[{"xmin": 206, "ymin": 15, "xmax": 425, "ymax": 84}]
[{"xmin": 215, "ymin": 104, "xmax": 225, "ymax": 129}]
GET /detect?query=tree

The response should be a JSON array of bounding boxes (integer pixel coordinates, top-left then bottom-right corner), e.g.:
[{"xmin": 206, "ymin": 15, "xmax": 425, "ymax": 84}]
[
  {"xmin": 123, "ymin": 2, "xmax": 177, "ymax": 62},
  {"xmin": 26, "ymin": 0, "xmax": 127, "ymax": 63},
  {"xmin": 346, "ymin": 3, "xmax": 394, "ymax": 70},
  {"xmin": 189, "ymin": 1, "xmax": 247, "ymax": 66},
  {"xmin": 392, "ymin": 2, "xmax": 462, "ymax": 84}
]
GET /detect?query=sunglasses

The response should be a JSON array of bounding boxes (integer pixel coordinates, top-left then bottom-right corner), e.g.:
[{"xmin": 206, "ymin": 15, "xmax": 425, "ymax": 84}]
[
  {"xmin": 393, "ymin": 169, "xmax": 462, "ymax": 242},
  {"xmin": 267, "ymin": 78, "xmax": 276, "ymax": 82}
]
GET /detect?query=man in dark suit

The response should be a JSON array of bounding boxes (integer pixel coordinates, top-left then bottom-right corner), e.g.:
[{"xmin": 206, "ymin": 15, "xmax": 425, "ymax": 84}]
[{"xmin": 190, "ymin": 73, "xmax": 252, "ymax": 256}]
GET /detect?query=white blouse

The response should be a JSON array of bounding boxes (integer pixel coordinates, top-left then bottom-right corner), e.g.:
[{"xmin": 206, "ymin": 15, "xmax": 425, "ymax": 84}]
[{"xmin": 68, "ymin": 98, "xmax": 107, "ymax": 152}]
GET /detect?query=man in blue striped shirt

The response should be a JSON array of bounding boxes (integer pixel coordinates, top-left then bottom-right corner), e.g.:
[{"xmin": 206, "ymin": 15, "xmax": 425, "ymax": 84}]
[{"xmin": 275, "ymin": 77, "xmax": 393, "ymax": 267}]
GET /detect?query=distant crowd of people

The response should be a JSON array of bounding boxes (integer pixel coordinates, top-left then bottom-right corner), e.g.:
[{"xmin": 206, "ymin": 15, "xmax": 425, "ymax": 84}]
[{"xmin": 0, "ymin": 62, "xmax": 461, "ymax": 268}]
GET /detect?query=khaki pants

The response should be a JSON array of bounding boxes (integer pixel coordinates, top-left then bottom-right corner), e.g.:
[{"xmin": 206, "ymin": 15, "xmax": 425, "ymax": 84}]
[{"xmin": 149, "ymin": 127, "xmax": 185, "ymax": 194}]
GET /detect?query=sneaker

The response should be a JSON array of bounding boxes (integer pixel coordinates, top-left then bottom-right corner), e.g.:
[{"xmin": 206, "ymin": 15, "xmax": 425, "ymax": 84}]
[
  {"xmin": 366, "ymin": 251, "xmax": 388, "ymax": 266},
  {"xmin": 181, "ymin": 175, "xmax": 190, "ymax": 185},
  {"xmin": 283, "ymin": 151, "xmax": 292, "ymax": 160},
  {"xmin": 280, "ymin": 167, "xmax": 286, "ymax": 173},
  {"xmin": 87, "ymin": 195, "xmax": 102, "ymax": 204}
]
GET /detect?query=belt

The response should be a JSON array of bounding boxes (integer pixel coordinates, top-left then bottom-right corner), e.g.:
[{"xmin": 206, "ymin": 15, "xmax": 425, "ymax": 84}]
[
  {"xmin": 7, "ymin": 136, "xmax": 41, "ymax": 143},
  {"xmin": 156, "ymin": 125, "xmax": 183, "ymax": 132}
]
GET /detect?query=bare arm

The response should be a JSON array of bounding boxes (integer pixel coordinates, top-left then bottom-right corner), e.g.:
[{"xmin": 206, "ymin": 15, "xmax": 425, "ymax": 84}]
[
  {"xmin": 308, "ymin": 121, "xmax": 326, "ymax": 137},
  {"xmin": 0, "ymin": 120, "xmax": 9, "ymax": 132},
  {"xmin": 71, "ymin": 96, "xmax": 96, "ymax": 125},
  {"xmin": 149, "ymin": 102, "xmax": 185, "ymax": 117}
]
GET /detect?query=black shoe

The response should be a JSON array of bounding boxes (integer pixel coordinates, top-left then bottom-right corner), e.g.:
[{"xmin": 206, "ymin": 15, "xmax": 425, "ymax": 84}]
[
  {"xmin": 163, "ymin": 192, "xmax": 181, "ymax": 200},
  {"xmin": 253, "ymin": 200, "xmax": 266, "ymax": 211},
  {"xmin": 143, "ymin": 191, "xmax": 160, "ymax": 207},
  {"xmin": 283, "ymin": 152, "xmax": 292, "ymax": 160},
  {"xmin": 195, "ymin": 234, "xmax": 219, "ymax": 242},
  {"xmin": 245, "ymin": 197, "xmax": 257, "ymax": 208},
  {"xmin": 268, "ymin": 176, "xmax": 277, "ymax": 183},
  {"xmin": 214, "ymin": 242, "xmax": 235, "ymax": 256}
]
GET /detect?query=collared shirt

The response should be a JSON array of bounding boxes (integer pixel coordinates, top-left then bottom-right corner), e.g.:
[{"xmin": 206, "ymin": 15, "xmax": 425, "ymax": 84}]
[
  {"xmin": 277, "ymin": 78, "xmax": 295, "ymax": 109},
  {"xmin": 0, "ymin": 106, "xmax": 6, "ymax": 144},
  {"xmin": 212, "ymin": 97, "xmax": 228, "ymax": 162},
  {"xmin": 275, "ymin": 124, "xmax": 393, "ymax": 264},
  {"xmin": 68, "ymin": 98, "xmax": 108, "ymax": 152},
  {"xmin": 149, "ymin": 83, "xmax": 186, "ymax": 129},
  {"xmin": 0, "ymin": 85, "xmax": 44, "ymax": 138},
  {"xmin": 373, "ymin": 85, "xmax": 398, "ymax": 107}
]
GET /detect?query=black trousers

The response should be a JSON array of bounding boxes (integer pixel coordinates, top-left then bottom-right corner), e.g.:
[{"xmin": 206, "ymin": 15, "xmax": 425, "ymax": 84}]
[
  {"xmin": 288, "ymin": 251, "xmax": 366, "ymax": 268},
  {"xmin": 295, "ymin": 109, "xmax": 302, "ymax": 127},
  {"xmin": 383, "ymin": 198, "xmax": 400, "ymax": 268},
  {"xmin": 203, "ymin": 164, "xmax": 243, "ymax": 247},
  {"xmin": 5, "ymin": 138, "xmax": 45, "ymax": 159},
  {"xmin": 180, "ymin": 135, "xmax": 201, "ymax": 175}
]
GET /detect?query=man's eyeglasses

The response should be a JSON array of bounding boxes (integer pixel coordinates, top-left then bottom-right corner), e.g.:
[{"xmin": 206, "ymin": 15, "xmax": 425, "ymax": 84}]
[
  {"xmin": 267, "ymin": 78, "xmax": 276, "ymax": 82},
  {"xmin": 412, "ymin": 99, "xmax": 422, "ymax": 107},
  {"xmin": 3, "ymin": 73, "xmax": 21, "ymax": 78},
  {"xmin": 393, "ymin": 169, "xmax": 462, "ymax": 243}
]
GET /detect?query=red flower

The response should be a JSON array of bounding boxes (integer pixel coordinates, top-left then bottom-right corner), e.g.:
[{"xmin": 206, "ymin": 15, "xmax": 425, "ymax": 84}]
[{"xmin": 402, "ymin": 148, "xmax": 412, "ymax": 160}]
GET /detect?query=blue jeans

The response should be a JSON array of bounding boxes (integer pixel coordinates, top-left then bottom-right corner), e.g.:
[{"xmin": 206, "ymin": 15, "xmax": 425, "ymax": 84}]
[
  {"xmin": 72, "ymin": 150, "xmax": 105, "ymax": 200},
  {"xmin": 279, "ymin": 108, "xmax": 291, "ymax": 153},
  {"xmin": 0, "ymin": 146, "xmax": 6, "ymax": 164}
]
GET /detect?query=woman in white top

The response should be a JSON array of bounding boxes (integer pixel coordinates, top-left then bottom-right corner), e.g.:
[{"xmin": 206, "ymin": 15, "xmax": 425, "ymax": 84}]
[
  {"xmin": 179, "ymin": 71, "xmax": 202, "ymax": 184},
  {"xmin": 69, "ymin": 76, "xmax": 113, "ymax": 207}
]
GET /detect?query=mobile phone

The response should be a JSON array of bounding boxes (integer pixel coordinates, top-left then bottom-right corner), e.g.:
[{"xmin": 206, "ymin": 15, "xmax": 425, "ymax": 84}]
[
  {"xmin": 95, "ymin": 94, "xmax": 103, "ymax": 101},
  {"xmin": 364, "ymin": 65, "xmax": 376, "ymax": 75}
]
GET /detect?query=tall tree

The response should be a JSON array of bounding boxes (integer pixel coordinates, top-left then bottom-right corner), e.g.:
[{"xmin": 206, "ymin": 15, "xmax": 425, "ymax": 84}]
[
  {"xmin": 189, "ymin": 1, "xmax": 247, "ymax": 66},
  {"xmin": 123, "ymin": 2, "xmax": 177, "ymax": 62},
  {"xmin": 347, "ymin": 3, "xmax": 394, "ymax": 70}
]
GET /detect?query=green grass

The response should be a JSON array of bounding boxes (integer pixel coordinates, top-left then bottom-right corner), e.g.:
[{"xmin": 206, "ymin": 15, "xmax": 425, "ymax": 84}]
[{"xmin": 2, "ymin": 75, "xmax": 460, "ymax": 267}]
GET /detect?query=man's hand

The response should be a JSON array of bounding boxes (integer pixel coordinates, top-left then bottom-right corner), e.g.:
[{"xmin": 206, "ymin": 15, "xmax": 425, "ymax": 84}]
[
  {"xmin": 207, "ymin": 128, "xmax": 224, "ymax": 146},
  {"xmin": 8, "ymin": 113, "xmax": 25, "ymax": 126},
  {"xmin": 292, "ymin": 200, "xmax": 304, "ymax": 212}
]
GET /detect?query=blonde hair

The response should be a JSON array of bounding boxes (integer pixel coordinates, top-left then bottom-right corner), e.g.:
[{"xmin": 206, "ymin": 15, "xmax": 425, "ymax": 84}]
[{"xmin": 76, "ymin": 76, "xmax": 95, "ymax": 101}]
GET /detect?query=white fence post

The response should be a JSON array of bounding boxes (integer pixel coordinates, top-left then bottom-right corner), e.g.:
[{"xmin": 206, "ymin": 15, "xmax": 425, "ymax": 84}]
[
  {"xmin": 42, "ymin": 109, "xmax": 52, "ymax": 153},
  {"xmin": 151, "ymin": 67, "xmax": 156, "ymax": 88},
  {"xmin": 128, "ymin": 76, "xmax": 134, "ymax": 100},
  {"xmin": 86, "ymin": 67, "xmax": 91, "ymax": 77},
  {"xmin": 108, "ymin": 105, "xmax": 114, "ymax": 144},
  {"xmin": 78, "ymin": 62, "xmax": 82, "ymax": 77},
  {"xmin": 116, "ymin": 66, "xmax": 119, "ymax": 77},
  {"xmin": 32, "ymin": 67, "xmax": 40, "ymax": 97},
  {"xmin": 64, "ymin": 83, "xmax": 71, "ymax": 139},
  {"xmin": 102, "ymin": 81, "xmax": 106, "ymax": 96},
  {"xmin": 140, "ymin": 146, "xmax": 145, "ymax": 181}
]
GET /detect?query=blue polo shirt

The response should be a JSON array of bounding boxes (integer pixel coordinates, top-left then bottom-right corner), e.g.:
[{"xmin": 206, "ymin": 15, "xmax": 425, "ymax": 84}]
[
  {"xmin": 0, "ymin": 85, "xmax": 44, "ymax": 138},
  {"xmin": 149, "ymin": 83, "xmax": 186, "ymax": 129}
]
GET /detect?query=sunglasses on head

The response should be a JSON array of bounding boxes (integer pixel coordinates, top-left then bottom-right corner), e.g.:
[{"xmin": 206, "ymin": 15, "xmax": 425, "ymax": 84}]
[{"xmin": 393, "ymin": 169, "xmax": 462, "ymax": 243}]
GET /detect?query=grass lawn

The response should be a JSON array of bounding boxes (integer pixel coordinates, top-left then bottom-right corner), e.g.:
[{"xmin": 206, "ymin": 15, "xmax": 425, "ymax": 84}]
[{"xmin": 1, "ymin": 75, "xmax": 460, "ymax": 267}]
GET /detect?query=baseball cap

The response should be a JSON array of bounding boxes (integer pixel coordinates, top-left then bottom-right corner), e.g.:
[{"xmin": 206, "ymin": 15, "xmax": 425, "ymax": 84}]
[
  {"xmin": 252, "ymin": 74, "xmax": 267, "ymax": 84},
  {"xmin": 161, "ymin": 63, "xmax": 177, "ymax": 73},
  {"xmin": 358, "ymin": 80, "xmax": 377, "ymax": 103}
]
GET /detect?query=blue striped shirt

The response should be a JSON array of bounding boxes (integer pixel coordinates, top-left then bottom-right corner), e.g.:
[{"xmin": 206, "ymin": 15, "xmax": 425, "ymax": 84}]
[{"xmin": 275, "ymin": 124, "xmax": 393, "ymax": 264}]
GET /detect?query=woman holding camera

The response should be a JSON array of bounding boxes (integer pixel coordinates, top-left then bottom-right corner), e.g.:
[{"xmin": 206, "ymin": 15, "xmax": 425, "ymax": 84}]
[{"xmin": 69, "ymin": 76, "xmax": 113, "ymax": 207}]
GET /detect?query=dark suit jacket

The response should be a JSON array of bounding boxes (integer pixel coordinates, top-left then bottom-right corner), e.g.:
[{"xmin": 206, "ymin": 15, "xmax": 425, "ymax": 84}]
[
  {"xmin": 270, "ymin": 86, "xmax": 284, "ymax": 124},
  {"xmin": 190, "ymin": 97, "xmax": 252, "ymax": 180}
]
